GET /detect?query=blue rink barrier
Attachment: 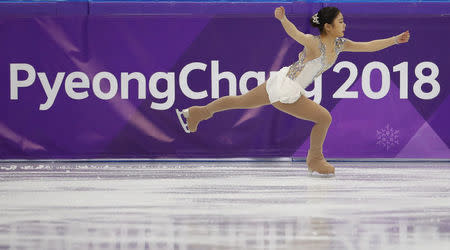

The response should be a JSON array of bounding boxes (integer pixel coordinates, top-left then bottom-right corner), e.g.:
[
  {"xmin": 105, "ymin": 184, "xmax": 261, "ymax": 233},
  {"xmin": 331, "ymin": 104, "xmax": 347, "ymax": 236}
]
[
  {"xmin": 0, "ymin": 0, "xmax": 449, "ymax": 160},
  {"xmin": 0, "ymin": 0, "xmax": 449, "ymax": 16}
]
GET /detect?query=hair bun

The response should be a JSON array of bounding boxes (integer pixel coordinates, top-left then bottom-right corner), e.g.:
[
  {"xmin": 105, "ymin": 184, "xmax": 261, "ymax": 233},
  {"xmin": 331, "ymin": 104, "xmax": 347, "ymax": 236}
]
[
  {"xmin": 309, "ymin": 7, "xmax": 340, "ymax": 34},
  {"xmin": 310, "ymin": 14, "xmax": 321, "ymax": 28}
]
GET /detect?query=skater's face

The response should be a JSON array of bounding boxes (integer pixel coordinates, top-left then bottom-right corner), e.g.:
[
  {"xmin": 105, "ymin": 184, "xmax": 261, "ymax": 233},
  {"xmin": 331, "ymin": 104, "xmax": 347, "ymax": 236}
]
[{"xmin": 325, "ymin": 12, "xmax": 346, "ymax": 37}]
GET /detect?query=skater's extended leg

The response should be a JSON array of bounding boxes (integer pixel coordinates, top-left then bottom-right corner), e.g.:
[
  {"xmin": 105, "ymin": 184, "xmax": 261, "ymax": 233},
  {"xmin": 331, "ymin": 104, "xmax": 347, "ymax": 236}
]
[
  {"xmin": 272, "ymin": 95, "xmax": 334, "ymax": 175},
  {"xmin": 205, "ymin": 82, "xmax": 271, "ymax": 115},
  {"xmin": 183, "ymin": 82, "xmax": 271, "ymax": 132}
]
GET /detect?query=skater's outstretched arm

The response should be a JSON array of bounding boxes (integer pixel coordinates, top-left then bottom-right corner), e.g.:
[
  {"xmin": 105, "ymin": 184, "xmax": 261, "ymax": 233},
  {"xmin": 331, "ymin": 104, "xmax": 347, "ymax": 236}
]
[
  {"xmin": 343, "ymin": 30, "xmax": 410, "ymax": 52},
  {"xmin": 275, "ymin": 6, "xmax": 315, "ymax": 48}
]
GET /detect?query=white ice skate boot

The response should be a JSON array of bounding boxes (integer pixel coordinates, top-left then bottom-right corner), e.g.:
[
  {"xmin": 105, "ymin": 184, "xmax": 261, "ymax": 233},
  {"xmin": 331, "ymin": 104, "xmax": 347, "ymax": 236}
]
[
  {"xmin": 176, "ymin": 108, "xmax": 191, "ymax": 133},
  {"xmin": 176, "ymin": 106, "xmax": 212, "ymax": 133}
]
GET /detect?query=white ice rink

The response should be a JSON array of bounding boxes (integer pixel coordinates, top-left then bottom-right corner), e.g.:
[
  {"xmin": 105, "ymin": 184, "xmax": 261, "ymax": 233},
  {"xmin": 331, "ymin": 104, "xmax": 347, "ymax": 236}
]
[{"xmin": 0, "ymin": 161, "xmax": 449, "ymax": 250}]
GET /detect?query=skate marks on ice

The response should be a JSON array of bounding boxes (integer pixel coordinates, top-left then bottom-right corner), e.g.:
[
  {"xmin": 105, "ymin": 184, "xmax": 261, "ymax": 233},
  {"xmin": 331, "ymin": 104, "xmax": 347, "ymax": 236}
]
[{"xmin": 0, "ymin": 161, "xmax": 450, "ymax": 250}]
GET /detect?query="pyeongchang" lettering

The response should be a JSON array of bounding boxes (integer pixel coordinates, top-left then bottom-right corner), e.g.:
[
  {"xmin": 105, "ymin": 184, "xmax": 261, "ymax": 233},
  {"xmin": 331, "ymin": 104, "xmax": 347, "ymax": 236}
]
[{"xmin": 10, "ymin": 61, "xmax": 323, "ymax": 111}]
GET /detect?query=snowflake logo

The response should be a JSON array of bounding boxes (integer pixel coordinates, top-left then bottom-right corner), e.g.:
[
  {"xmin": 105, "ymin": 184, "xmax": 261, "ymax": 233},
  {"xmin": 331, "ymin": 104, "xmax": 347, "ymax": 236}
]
[{"xmin": 376, "ymin": 124, "xmax": 400, "ymax": 151}]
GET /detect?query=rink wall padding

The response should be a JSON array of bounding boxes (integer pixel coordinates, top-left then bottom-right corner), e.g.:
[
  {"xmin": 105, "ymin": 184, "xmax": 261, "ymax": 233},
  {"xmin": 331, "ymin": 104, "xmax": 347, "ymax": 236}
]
[{"xmin": 0, "ymin": 1, "xmax": 449, "ymax": 159}]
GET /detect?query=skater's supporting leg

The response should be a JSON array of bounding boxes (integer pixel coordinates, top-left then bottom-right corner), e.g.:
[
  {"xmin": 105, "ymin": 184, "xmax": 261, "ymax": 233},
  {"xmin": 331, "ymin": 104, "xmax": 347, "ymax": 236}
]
[
  {"xmin": 272, "ymin": 95, "xmax": 334, "ymax": 174},
  {"xmin": 272, "ymin": 95, "xmax": 331, "ymax": 150}
]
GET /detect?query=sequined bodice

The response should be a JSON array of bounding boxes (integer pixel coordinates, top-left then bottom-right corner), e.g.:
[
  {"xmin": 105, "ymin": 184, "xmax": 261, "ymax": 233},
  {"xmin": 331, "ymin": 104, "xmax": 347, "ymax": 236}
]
[{"xmin": 286, "ymin": 36, "xmax": 346, "ymax": 81}]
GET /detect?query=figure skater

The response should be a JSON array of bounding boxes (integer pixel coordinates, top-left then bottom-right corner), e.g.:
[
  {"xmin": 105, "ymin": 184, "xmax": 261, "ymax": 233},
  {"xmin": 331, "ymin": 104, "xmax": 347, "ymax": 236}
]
[{"xmin": 176, "ymin": 6, "xmax": 410, "ymax": 176}]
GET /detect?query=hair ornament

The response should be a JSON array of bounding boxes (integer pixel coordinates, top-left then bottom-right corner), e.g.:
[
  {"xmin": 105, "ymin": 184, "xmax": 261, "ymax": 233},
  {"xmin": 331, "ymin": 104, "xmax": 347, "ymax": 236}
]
[{"xmin": 312, "ymin": 13, "xmax": 320, "ymax": 25}]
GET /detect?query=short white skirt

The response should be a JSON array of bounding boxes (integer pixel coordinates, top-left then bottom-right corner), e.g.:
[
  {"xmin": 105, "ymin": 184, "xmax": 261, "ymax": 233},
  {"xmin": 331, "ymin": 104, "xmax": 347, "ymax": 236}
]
[{"xmin": 265, "ymin": 66, "xmax": 307, "ymax": 104}]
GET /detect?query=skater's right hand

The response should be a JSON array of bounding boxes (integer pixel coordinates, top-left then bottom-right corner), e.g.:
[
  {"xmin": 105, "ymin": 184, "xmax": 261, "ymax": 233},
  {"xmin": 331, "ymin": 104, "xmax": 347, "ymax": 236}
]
[{"xmin": 275, "ymin": 6, "xmax": 286, "ymax": 21}]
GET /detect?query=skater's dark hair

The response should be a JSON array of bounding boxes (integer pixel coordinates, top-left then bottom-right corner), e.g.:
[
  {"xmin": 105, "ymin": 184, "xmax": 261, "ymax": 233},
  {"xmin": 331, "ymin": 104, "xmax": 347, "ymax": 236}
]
[{"xmin": 309, "ymin": 7, "xmax": 341, "ymax": 34}]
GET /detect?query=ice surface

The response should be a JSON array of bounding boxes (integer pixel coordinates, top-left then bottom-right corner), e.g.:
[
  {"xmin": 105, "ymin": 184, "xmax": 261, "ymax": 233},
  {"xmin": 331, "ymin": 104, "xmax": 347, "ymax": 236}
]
[{"xmin": 0, "ymin": 161, "xmax": 449, "ymax": 250}]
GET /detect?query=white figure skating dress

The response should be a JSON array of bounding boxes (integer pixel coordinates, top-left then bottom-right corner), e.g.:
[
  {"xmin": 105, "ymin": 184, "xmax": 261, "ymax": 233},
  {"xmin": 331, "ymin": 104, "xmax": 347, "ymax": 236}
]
[{"xmin": 266, "ymin": 35, "xmax": 347, "ymax": 104}]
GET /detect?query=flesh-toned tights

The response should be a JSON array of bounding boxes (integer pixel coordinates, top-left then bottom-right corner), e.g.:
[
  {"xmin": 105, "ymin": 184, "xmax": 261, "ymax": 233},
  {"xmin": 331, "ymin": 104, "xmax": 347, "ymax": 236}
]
[{"xmin": 204, "ymin": 82, "xmax": 332, "ymax": 153}]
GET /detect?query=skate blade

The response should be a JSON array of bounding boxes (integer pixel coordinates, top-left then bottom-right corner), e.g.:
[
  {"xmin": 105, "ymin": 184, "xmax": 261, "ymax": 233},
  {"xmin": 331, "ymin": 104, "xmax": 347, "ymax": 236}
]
[
  {"xmin": 308, "ymin": 170, "xmax": 335, "ymax": 178},
  {"xmin": 176, "ymin": 109, "xmax": 190, "ymax": 133}
]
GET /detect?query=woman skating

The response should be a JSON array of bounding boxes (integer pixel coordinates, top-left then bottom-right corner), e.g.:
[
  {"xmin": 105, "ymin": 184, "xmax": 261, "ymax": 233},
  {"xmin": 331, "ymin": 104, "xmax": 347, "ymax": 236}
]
[{"xmin": 176, "ymin": 6, "xmax": 410, "ymax": 176}]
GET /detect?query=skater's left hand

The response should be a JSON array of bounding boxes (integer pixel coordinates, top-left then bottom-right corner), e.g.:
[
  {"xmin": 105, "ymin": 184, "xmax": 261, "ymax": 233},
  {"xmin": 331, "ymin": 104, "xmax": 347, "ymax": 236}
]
[{"xmin": 395, "ymin": 30, "xmax": 410, "ymax": 44}]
